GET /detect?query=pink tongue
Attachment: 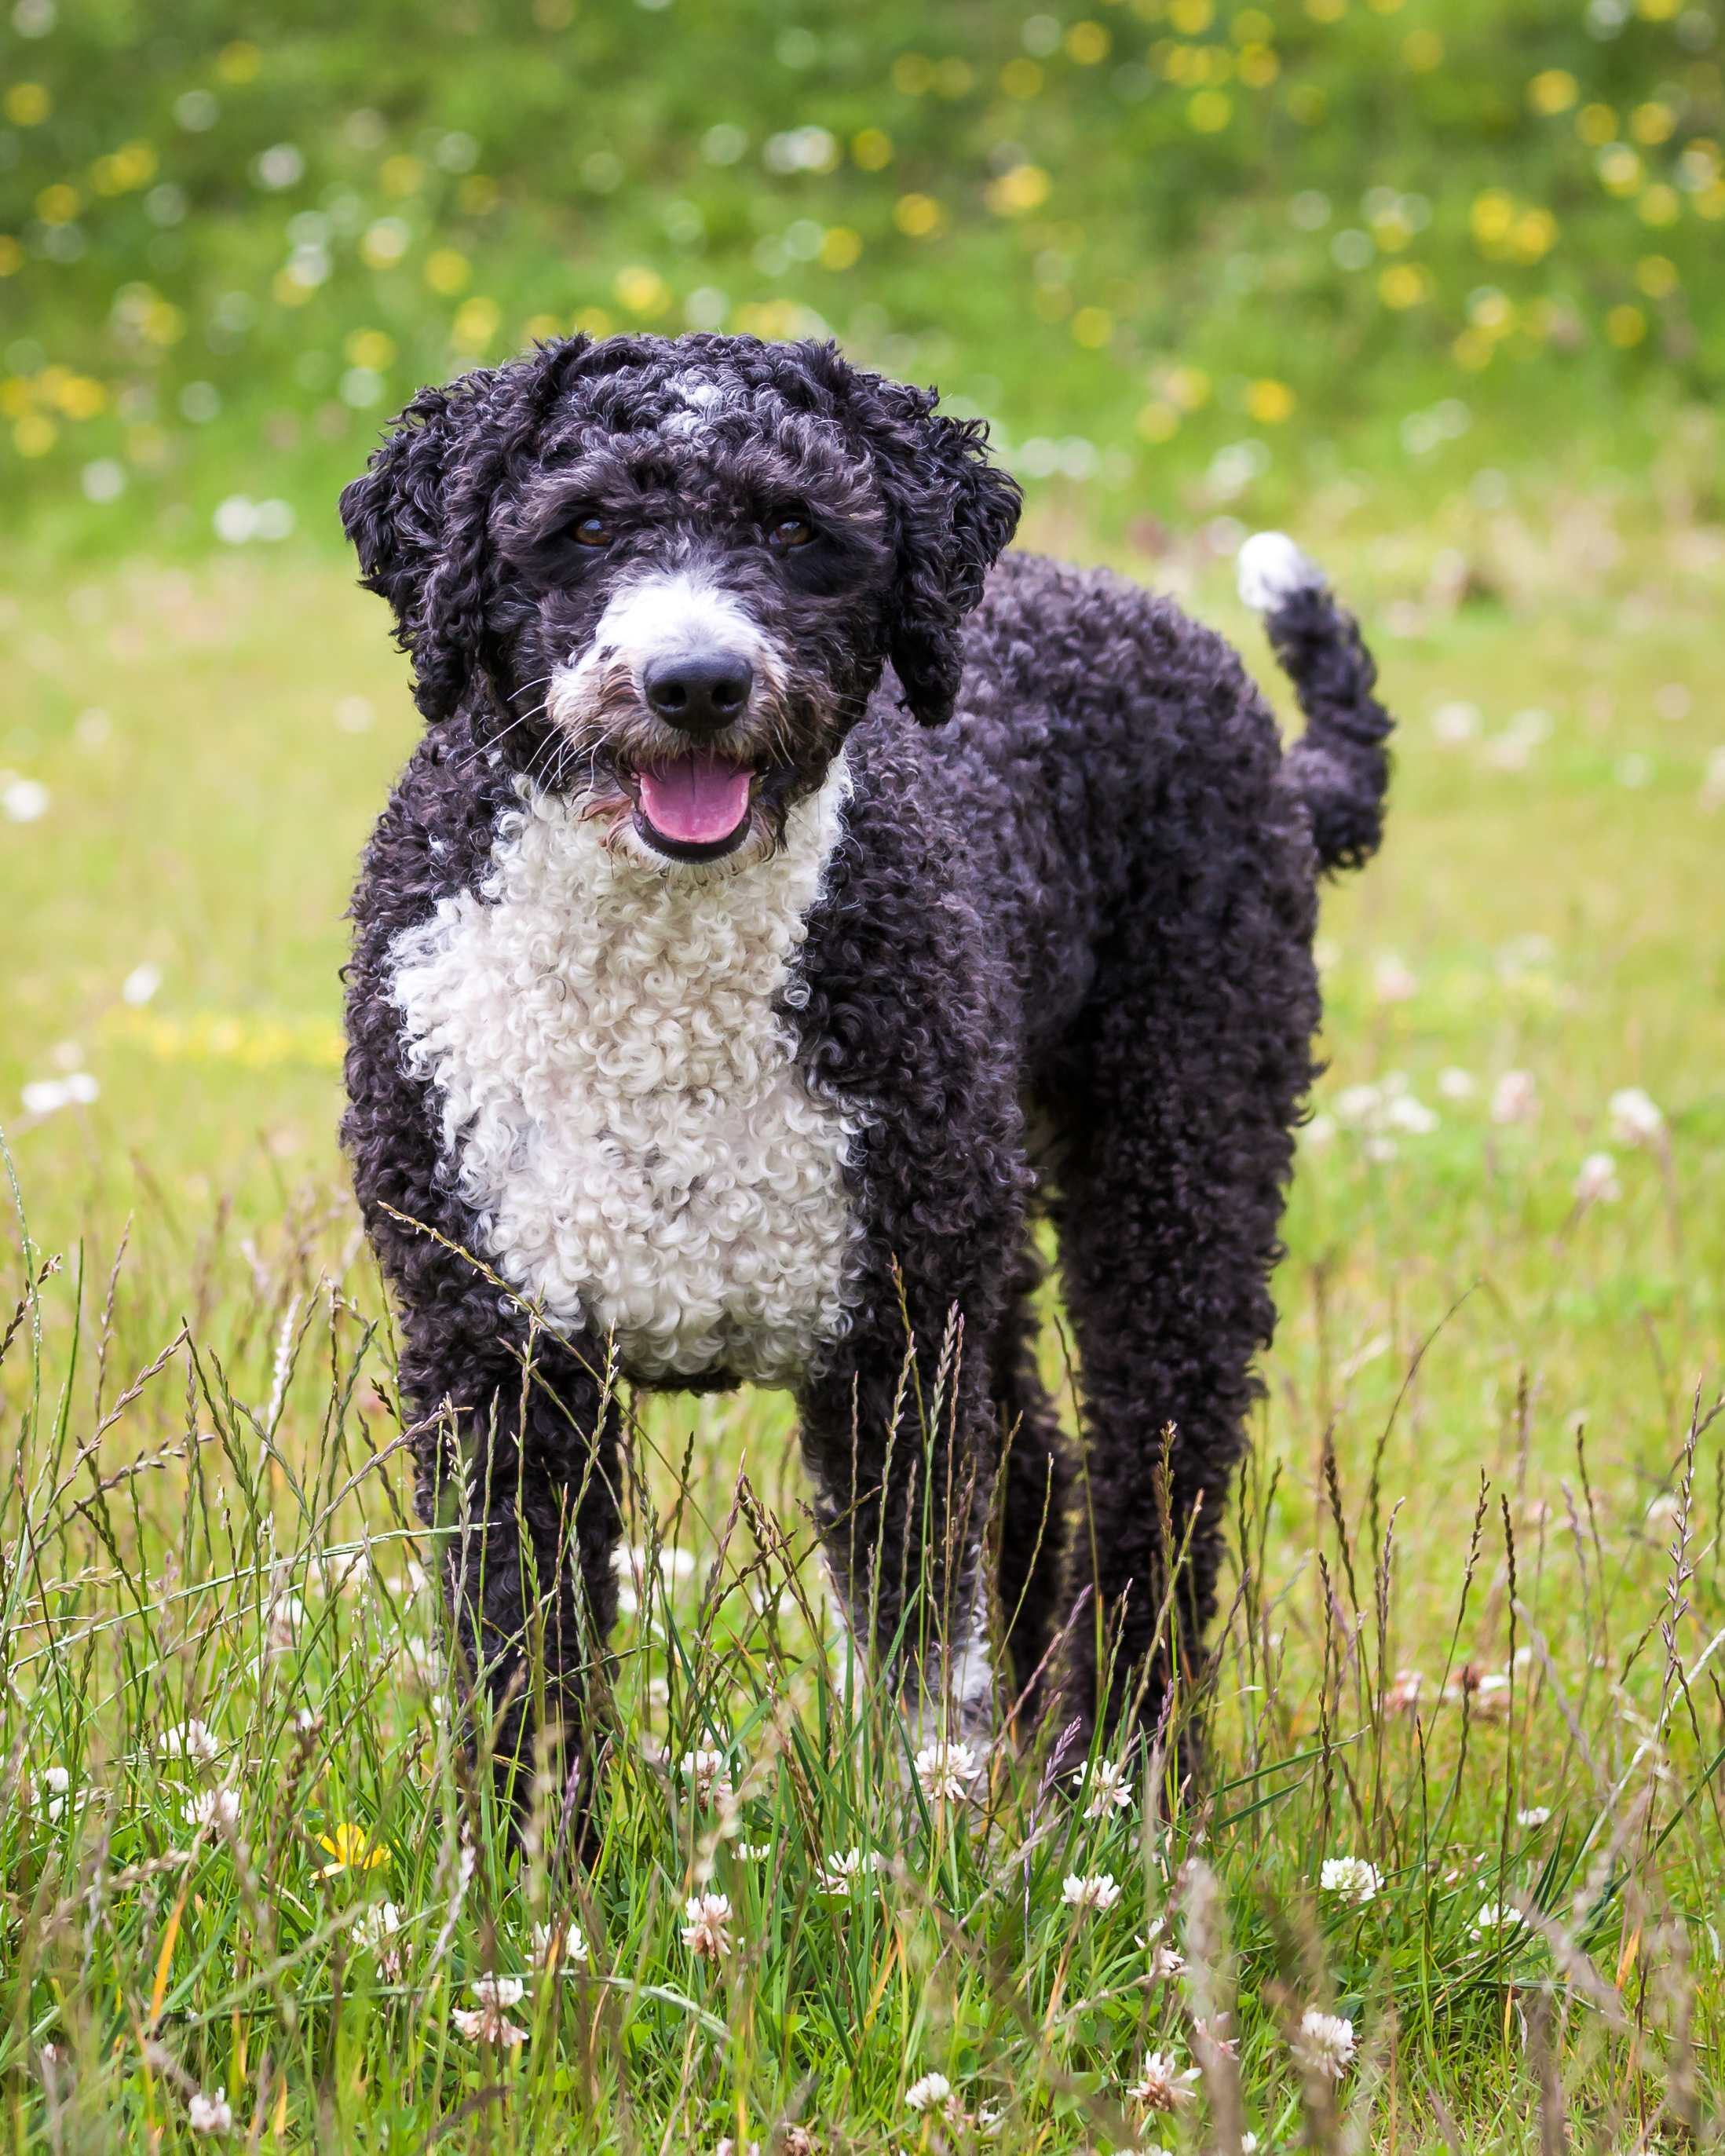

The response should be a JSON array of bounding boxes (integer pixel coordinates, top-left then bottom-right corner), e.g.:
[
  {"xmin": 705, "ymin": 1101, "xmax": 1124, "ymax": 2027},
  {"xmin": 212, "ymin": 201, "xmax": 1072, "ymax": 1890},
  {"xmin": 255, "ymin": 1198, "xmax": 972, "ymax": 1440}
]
[{"xmin": 637, "ymin": 752, "xmax": 754, "ymax": 846}]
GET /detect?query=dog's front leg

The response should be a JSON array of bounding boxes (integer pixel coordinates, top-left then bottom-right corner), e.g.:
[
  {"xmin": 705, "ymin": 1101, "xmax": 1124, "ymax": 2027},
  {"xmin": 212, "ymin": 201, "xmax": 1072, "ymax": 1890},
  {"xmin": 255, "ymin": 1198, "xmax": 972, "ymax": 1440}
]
[
  {"xmin": 414, "ymin": 1336, "xmax": 623, "ymax": 1843},
  {"xmin": 799, "ymin": 1334, "xmax": 1001, "ymax": 1753}
]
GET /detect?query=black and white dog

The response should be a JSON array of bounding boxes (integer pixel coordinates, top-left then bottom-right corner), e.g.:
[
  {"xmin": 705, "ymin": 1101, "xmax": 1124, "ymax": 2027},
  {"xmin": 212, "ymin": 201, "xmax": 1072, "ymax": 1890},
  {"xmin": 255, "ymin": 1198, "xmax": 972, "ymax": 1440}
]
[{"xmin": 339, "ymin": 332, "xmax": 1391, "ymax": 1811}]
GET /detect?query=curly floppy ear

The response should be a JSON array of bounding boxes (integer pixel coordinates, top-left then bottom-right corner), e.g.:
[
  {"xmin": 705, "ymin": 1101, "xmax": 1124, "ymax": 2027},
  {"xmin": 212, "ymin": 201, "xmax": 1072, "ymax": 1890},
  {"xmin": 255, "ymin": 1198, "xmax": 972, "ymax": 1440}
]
[
  {"xmin": 338, "ymin": 382, "xmax": 481, "ymax": 722},
  {"xmin": 338, "ymin": 340, "xmax": 591, "ymax": 722},
  {"xmin": 864, "ymin": 381, "xmax": 1022, "ymax": 725}
]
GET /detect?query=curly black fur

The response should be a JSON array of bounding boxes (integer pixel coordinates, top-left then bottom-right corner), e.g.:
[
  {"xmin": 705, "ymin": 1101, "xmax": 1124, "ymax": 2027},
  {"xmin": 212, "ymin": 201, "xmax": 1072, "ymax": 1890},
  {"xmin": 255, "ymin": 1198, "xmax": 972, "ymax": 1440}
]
[{"xmin": 338, "ymin": 331, "xmax": 1391, "ymax": 1818}]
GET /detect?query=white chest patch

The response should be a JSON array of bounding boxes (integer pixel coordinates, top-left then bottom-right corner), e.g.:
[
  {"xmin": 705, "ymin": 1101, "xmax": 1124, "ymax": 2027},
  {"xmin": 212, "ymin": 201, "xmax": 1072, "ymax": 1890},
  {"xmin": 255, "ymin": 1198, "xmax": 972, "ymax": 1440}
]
[{"xmin": 387, "ymin": 762, "xmax": 864, "ymax": 1385}]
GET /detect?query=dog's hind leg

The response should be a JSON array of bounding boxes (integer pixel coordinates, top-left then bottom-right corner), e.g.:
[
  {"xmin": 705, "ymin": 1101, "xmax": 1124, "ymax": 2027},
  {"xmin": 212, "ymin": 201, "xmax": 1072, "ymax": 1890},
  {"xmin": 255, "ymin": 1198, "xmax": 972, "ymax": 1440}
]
[
  {"xmin": 1046, "ymin": 800, "xmax": 1319, "ymax": 1774},
  {"xmin": 411, "ymin": 1333, "xmax": 623, "ymax": 1845}
]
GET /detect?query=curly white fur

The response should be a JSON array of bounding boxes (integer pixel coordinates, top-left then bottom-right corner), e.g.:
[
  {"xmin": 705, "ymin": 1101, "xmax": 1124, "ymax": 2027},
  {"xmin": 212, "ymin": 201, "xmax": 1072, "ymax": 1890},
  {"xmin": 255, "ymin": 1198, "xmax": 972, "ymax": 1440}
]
[{"xmin": 387, "ymin": 758, "xmax": 864, "ymax": 1382}]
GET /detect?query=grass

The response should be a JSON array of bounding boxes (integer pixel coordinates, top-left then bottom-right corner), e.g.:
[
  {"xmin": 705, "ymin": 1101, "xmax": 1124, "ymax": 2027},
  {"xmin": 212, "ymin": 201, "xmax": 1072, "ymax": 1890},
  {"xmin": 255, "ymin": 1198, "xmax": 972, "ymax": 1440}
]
[{"xmin": 2, "ymin": 485, "xmax": 1723, "ymax": 2150}]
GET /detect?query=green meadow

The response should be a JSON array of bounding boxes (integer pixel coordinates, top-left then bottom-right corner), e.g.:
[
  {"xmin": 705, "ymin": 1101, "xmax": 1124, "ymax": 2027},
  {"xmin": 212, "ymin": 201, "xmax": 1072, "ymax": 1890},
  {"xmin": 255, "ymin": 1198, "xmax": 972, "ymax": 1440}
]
[
  {"xmin": 4, "ymin": 0, "xmax": 1725, "ymax": 2146},
  {"xmin": 2, "ymin": 491, "xmax": 1721, "ymax": 2148}
]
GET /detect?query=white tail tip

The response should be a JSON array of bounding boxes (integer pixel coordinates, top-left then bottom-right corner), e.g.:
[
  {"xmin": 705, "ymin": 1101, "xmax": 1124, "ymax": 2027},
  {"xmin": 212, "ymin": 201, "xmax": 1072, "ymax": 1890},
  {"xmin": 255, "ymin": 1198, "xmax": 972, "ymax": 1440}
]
[{"xmin": 1237, "ymin": 531, "xmax": 1326, "ymax": 614}]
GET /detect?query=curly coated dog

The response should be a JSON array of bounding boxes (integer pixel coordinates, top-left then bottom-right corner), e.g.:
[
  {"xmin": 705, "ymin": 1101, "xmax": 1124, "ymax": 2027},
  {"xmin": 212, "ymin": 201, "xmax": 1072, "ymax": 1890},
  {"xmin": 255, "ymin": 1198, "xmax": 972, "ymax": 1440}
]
[{"xmin": 339, "ymin": 331, "xmax": 1392, "ymax": 1817}]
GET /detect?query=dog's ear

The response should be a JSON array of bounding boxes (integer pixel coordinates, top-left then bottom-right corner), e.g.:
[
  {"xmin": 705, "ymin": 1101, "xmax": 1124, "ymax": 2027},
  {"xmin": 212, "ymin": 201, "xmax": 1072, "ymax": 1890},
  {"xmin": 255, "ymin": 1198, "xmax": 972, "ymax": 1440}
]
[
  {"xmin": 339, "ymin": 340, "xmax": 591, "ymax": 722},
  {"xmin": 855, "ymin": 377, "xmax": 1022, "ymax": 726}
]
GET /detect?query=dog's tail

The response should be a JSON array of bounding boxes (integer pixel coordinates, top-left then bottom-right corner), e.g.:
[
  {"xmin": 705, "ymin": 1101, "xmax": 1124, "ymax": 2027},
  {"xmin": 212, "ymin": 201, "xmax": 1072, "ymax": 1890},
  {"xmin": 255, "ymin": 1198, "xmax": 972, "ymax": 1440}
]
[{"xmin": 1237, "ymin": 531, "xmax": 1393, "ymax": 873}]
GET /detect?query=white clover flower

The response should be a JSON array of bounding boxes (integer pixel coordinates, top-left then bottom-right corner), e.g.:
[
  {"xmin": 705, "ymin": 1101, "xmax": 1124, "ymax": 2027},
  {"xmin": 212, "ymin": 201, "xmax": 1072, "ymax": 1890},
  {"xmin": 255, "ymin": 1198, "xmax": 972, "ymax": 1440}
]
[
  {"xmin": 905, "ymin": 2070, "xmax": 959, "ymax": 2119},
  {"xmin": 356, "ymin": 1901, "xmax": 403, "ymax": 1981},
  {"xmin": 678, "ymin": 1748, "xmax": 734, "ymax": 1807},
  {"xmin": 1060, "ymin": 1871, "xmax": 1122, "ymax": 1913},
  {"xmin": 1292, "ymin": 2008, "xmax": 1357, "ymax": 2079},
  {"xmin": 1074, "ymin": 1757, "xmax": 1135, "ymax": 1818},
  {"xmin": 265, "ymin": 1594, "xmax": 304, "ymax": 1656},
  {"xmin": 681, "ymin": 1891, "xmax": 733, "ymax": 1961},
  {"xmin": 187, "ymin": 2090, "xmax": 232, "ymax": 2135},
  {"xmin": 1490, "ymin": 1069, "xmax": 1539, "ymax": 1125},
  {"xmin": 817, "ymin": 1847, "xmax": 885, "ymax": 1895},
  {"xmin": 1126, "ymin": 2051, "xmax": 1201, "ymax": 2111},
  {"xmin": 1470, "ymin": 1902, "xmax": 1529, "ymax": 1938},
  {"xmin": 913, "ymin": 1739, "xmax": 977, "ymax": 1803},
  {"xmin": 736, "ymin": 1842, "xmax": 774, "ymax": 1862},
  {"xmin": 531, "ymin": 1917, "xmax": 589, "ymax": 1969},
  {"xmin": 1573, "ymin": 1152, "xmax": 1621, "ymax": 1203},
  {"xmin": 161, "ymin": 1719, "xmax": 220, "ymax": 1764},
  {"xmin": 182, "ymin": 1789, "xmax": 239, "ymax": 1833},
  {"xmin": 1517, "ymin": 1807, "xmax": 1552, "ymax": 1829},
  {"xmin": 451, "ymin": 1973, "xmax": 528, "ymax": 2045},
  {"xmin": 1383, "ymin": 1668, "xmax": 1424, "ymax": 1714},
  {"xmin": 1374, "ymin": 955, "xmax": 1417, "ymax": 1003},
  {"xmin": 42, "ymin": 1765, "xmax": 70, "ymax": 1822},
  {"xmin": 1608, "ymin": 1087, "xmax": 1663, "ymax": 1146},
  {"xmin": 1320, "ymin": 1855, "xmax": 1383, "ymax": 1905}
]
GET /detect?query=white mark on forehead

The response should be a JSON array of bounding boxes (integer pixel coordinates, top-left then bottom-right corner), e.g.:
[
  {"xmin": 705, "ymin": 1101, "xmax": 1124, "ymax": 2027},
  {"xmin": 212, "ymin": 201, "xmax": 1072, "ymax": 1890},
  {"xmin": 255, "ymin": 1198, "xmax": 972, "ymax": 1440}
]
[
  {"xmin": 657, "ymin": 373, "xmax": 727, "ymax": 437},
  {"xmin": 588, "ymin": 569, "xmax": 767, "ymax": 664}
]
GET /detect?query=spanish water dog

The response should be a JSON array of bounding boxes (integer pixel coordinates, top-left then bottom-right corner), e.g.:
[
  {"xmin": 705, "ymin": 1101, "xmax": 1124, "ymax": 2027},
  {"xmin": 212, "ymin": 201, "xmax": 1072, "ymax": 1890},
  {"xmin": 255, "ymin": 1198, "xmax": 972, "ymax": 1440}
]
[{"xmin": 338, "ymin": 331, "xmax": 1391, "ymax": 1817}]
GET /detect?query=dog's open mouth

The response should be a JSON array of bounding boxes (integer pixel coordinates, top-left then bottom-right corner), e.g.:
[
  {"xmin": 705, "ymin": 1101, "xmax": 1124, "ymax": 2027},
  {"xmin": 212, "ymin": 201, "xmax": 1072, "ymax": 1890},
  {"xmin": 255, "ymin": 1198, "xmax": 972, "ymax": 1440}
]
[{"xmin": 631, "ymin": 751, "xmax": 756, "ymax": 860}]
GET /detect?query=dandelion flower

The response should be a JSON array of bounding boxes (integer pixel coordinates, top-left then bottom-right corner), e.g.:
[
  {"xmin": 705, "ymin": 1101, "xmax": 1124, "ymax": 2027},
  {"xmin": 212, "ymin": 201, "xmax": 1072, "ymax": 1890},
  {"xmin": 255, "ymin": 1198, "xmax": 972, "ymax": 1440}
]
[
  {"xmin": 1573, "ymin": 1152, "xmax": 1621, "ymax": 1202},
  {"xmin": 913, "ymin": 1739, "xmax": 977, "ymax": 1802},
  {"xmin": 678, "ymin": 1748, "xmax": 734, "ymax": 1807},
  {"xmin": 1292, "ymin": 2007, "xmax": 1357, "ymax": 2079},
  {"xmin": 681, "ymin": 1891, "xmax": 733, "ymax": 1961},
  {"xmin": 451, "ymin": 1973, "xmax": 528, "ymax": 2045},
  {"xmin": 1073, "ymin": 1757, "xmax": 1135, "ymax": 1818},
  {"xmin": 1320, "ymin": 1855, "xmax": 1383, "ymax": 1905},
  {"xmin": 355, "ymin": 1901, "xmax": 403, "ymax": 1981},
  {"xmin": 187, "ymin": 2090, "xmax": 232, "ymax": 2134},
  {"xmin": 182, "ymin": 1789, "xmax": 239, "ymax": 1833},
  {"xmin": 1518, "ymin": 1806, "xmax": 1551, "ymax": 1829},
  {"xmin": 1060, "ymin": 1870, "xmax": 1122, "ymax": 1913},
  {"xmin": 161, "ymin": 1719, "xmax": 220, "ymax": 1764},
  {"xmin": 317, "ymin": 1822, "xmax": 389, "ymax": 1876},
  {"xmin": 1127, "ymin": 2051, "xmax": 1201, "ymax": 2111}
]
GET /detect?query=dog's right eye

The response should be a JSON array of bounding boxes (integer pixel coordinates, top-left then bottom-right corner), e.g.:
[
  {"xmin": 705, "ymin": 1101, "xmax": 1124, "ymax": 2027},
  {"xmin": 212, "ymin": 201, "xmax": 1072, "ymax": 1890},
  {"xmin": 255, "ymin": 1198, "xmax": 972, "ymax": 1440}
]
[{"xmin": 572, "ymin": 517, "xmax": 612, "ymax": 549}]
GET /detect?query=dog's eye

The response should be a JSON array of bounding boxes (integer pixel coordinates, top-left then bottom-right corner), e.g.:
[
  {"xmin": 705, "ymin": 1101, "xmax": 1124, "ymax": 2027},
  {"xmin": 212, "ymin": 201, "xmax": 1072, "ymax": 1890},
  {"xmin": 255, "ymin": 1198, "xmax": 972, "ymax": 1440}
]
[
  {"xmin": 767, "ymin": 516, "xmax": 813, "ymax": 552},
  {"xmin": 572, "ymin": 517, "xmax": 612, "ymax": 549}
]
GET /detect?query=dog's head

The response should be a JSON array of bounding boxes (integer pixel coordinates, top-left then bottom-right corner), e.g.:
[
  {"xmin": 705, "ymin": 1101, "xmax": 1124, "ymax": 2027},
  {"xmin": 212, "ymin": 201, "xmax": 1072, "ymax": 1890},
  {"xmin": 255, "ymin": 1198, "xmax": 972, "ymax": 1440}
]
[{"xmin": 340, "ymin": 333, "xmax": 1021, "ymax": 872}]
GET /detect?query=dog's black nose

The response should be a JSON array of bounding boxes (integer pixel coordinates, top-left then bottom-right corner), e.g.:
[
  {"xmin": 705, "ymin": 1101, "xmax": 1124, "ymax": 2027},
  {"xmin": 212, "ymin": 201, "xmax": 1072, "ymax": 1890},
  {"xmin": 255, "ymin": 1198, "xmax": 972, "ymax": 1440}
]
[{"xmin": 643, "ymin": 652, "xmax": 754, "ymax": 734}]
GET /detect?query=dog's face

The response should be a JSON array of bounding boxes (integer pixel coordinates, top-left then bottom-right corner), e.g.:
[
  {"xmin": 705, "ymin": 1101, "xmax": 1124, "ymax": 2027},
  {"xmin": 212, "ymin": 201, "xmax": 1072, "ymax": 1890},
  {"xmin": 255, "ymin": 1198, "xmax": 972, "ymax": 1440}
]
[{"xmin": 341, "ymin": 334, "xmax": 1021, "ymax": 873}]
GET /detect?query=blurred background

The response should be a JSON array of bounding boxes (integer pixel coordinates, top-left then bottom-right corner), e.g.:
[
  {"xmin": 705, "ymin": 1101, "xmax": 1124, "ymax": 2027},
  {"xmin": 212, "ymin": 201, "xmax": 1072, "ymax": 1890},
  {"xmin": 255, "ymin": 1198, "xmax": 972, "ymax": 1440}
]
[{"xmin": 2, "ymin": 0, "xmax": 1722, "ymax": 555}]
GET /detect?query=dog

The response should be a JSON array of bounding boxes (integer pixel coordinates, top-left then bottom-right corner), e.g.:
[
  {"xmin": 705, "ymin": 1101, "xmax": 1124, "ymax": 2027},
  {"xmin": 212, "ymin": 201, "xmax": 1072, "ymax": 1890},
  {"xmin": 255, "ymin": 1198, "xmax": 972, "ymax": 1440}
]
[{"xmin": 338, "ymin": 331, "xmax": 1391, "ymax": 1814}]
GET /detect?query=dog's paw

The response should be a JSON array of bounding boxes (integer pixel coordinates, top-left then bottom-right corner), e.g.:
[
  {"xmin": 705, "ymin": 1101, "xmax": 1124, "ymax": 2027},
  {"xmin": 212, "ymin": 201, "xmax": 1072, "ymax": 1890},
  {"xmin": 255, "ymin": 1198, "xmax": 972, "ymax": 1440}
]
[{"xmin": 1236, "ymin": 530, "xmax": 1326, "ymax": 614}]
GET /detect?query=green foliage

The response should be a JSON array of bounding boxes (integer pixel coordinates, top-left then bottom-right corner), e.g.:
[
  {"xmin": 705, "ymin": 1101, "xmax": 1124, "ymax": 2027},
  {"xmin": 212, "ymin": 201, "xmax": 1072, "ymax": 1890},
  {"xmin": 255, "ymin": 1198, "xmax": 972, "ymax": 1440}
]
[{"xmin": 2, "ymin": 0, "xmax": 1721, "ymax": 552}]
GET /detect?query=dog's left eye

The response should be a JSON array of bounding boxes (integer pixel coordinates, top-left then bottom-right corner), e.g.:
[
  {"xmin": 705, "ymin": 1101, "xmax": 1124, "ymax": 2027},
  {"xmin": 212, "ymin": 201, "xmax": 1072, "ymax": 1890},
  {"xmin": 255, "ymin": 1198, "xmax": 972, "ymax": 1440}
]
[
  {"xmin": 572, "ymin": 517, "xmax": 612, "ymax": 549},
  {"xmin": 767, "ymin": 516, "xmax": 813, "ymax": 552}
]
